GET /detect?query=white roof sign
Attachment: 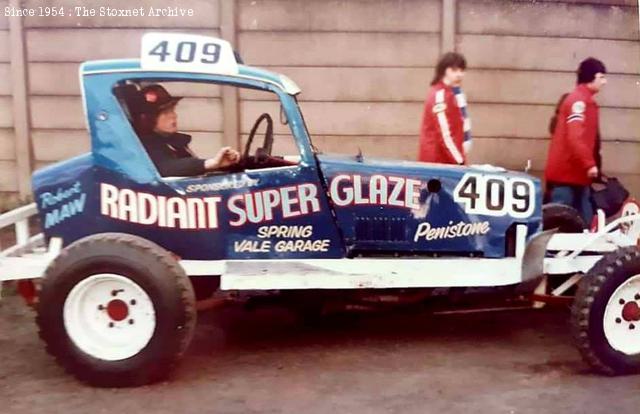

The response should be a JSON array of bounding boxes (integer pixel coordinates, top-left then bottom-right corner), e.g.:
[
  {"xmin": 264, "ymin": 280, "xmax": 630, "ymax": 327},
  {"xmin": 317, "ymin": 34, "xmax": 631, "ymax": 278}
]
[{"xmin": 141, "ymin": 33, "xmax": 239, "ymax": 75}]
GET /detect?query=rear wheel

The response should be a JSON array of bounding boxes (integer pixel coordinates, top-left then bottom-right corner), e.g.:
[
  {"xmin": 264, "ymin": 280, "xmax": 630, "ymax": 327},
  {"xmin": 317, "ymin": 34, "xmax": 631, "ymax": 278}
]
[
  {"xmin": 37, "ymin": 233, "xmax": 196, "ymax": 387},
  {"xmin": 571, "ymin": 247, "xmax": 640, "ymax": 375},
  {"xmin": 543, "ymin": 203, "xmax": 586, "ymax": 233}
]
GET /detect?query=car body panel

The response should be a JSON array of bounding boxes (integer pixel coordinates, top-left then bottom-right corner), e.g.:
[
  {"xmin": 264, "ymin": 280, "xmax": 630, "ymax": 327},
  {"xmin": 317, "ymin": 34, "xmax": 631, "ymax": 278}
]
[
  {"xmin": 32, "ymin": 57, "xmax": 542, "ymax": 263},
  {"xmin": 317, "ymin": 154, "xmax": 542, "ymax": 258}
]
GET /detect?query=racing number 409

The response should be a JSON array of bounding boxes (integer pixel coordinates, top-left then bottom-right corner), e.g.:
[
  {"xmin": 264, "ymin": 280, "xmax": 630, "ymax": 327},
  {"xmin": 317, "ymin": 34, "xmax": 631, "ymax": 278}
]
[
  {"xmin": 149, "ymin": 40, "xmax": 221, "ymax": 64},
  {"xmin": 453, "ymin": 173, "xmax": 535, "ymax": 218}
]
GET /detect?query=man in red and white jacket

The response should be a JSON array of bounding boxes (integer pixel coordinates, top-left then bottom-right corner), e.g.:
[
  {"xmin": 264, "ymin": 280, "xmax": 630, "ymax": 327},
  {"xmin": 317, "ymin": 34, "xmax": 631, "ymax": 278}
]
[
  {"xmin": 418, "ymin": 52, "xmax": 471, "ymax": 165},
  {"xmin": 545, "ymin": 57, "xmax": 607, "ymax": 224}
]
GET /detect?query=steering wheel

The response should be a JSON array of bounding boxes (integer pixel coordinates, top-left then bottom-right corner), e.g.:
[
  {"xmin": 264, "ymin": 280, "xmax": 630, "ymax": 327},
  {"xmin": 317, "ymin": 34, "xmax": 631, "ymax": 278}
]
[{"xmin": 243, "ymin": 113, "xmax": 274, "ymax": 165}]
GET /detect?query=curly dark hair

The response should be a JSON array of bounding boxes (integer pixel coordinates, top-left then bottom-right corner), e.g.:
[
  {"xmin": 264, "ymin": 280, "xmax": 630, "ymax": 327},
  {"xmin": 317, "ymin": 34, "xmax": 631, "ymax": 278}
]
[
  {"xmin": 577, "ymin": 57, "xmax": 606, "ymax": 84},
  {"xmin": 431, "ymin": 52, "xmax": 467, "ymax": 85}
]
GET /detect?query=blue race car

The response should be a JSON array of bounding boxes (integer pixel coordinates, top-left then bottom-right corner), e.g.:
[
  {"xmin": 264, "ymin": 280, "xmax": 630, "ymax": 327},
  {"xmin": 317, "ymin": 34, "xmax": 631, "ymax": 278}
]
[{"xmin": 3, "ymin": 33, "xmax": 640, "ymax": 386}]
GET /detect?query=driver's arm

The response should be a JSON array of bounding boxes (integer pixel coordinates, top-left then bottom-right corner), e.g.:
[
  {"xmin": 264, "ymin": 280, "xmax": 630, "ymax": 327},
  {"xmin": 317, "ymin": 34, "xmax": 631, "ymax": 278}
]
[
  {"xmin": 143, "ymin": 141, "xmax": 207, "ymax": 177},
  {"xmin": 157, "ymin": 157, "xmax": 207, "ymax": 177},
  {"xmin": 153, "ymin": 147, "xmax": 239, "ymax": 176},
  {"xmin": 204, "ymin": 147, "xmax": 240, "ymax": 171}
]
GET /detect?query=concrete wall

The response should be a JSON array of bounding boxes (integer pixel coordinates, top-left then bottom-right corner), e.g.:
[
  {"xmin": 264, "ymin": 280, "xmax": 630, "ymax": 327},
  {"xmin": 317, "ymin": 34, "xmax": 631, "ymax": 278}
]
[{"xmin": 2, "ymin": 0, "xmax": 639, "ymax": 196}]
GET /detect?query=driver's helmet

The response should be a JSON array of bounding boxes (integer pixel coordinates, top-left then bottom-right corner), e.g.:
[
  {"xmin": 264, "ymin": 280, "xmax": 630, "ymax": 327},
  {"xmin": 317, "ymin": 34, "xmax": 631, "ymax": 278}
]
[
  {"xmin": 132, "ymin": 85, "xmax": 182, "ymax": 136},
  {"xmin": 139, "ymin": 84, "xmax": 183, "ymax": 114}
]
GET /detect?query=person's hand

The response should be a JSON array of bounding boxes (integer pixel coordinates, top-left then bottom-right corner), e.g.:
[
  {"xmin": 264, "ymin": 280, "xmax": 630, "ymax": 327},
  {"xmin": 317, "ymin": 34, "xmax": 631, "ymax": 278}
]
[
  {"xmin": 219, "ymin": 147, "xmax": 240, "ymax": 167},
  {"xmin": 463, "ymin": 140, "xmax": 472, "ymax": 155},
  {"xmin": 206, "ymin": 147, "xmax": 240, "ymax": 170},
  {"xmin": 587, "ymin": 166, "xmax": 599, "ymax": 179}
]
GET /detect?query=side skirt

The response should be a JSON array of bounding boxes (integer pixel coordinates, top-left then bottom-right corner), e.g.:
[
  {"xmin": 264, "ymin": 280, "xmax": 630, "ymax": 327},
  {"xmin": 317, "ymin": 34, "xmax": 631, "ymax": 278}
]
[{"xmin": 182, "ymin": 257, "xmax": 527, "ymax": 290}]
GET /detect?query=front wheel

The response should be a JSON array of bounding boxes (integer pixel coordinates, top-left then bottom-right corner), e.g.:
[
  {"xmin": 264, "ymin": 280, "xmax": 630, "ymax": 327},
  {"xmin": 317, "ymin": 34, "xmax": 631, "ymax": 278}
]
[
  {"xmin": 571, "ymin": 247, "xmax": 640, "ymax": 375},
  {"xmin": 37, "ymin": 233, "xmax": 196, "ymax": 387}
]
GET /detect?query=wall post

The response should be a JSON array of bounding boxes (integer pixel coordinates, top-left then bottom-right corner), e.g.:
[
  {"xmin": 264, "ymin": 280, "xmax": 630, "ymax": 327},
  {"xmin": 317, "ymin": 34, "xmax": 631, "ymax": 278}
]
[
  {"xmin": 9, "ymin": 0, "xmax": 34, "ymax": 198},
  {"xmin": 220, "ymin": 0, "xmax": 241, "ymax": 149},
  {"xmin": 441, "ymin": 0, "xmax": 457, "ymax": 54}
]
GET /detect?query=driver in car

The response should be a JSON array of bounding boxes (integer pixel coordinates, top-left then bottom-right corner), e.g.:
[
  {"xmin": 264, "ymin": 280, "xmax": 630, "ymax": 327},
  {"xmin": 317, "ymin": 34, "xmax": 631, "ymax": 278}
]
[{"xmin": 133, "ymin": 84, "xmax": 240, "ymax": 177}]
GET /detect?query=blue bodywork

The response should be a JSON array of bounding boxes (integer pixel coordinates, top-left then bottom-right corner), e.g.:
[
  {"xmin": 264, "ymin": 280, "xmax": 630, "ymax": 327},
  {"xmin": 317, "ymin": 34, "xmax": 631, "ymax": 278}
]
[{"xmin": 32, "ymin": 59, "xmax": 542, "ymax": 260}]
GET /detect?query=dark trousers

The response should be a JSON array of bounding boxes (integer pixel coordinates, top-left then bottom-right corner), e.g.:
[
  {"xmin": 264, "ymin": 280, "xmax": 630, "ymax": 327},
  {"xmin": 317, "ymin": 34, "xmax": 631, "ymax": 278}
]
[{"xmin": 549, "ymin": 184, "xmax": 593, "ymax": 225}]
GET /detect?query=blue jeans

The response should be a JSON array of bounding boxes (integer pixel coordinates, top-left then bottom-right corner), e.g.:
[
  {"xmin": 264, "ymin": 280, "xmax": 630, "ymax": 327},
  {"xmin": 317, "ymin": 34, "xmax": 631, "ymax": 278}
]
[{"xmin": 550, "ymin": 185, "xmax": 593, "ymax": 225}]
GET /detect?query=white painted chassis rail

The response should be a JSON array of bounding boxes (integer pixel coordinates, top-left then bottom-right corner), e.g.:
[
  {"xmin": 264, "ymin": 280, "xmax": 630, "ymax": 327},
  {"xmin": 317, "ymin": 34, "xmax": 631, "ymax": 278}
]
[
  {"xmin": 0, "ymin": 203, "xmax": 38, "ymax": 251},
  {"xmin": 217, "ymin": 257, "xmax": 524, "ymax": 290},
  {"xmin": 0, "ymin": 203, "xmax": 62, "ymax": 284},
  {"xmin": 537, "ymin": 211, "xmax": 640, "ymax": 299},
  {"xmin": 544, "ymin": 212, "xmax": 640, "ymax": 278}
]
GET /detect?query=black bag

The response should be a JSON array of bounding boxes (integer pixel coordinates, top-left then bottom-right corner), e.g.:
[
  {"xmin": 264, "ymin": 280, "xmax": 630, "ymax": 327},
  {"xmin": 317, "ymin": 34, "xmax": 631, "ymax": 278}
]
[{"xmin": 590, "ymin": 176, "xmax": 630, "ymax": 217}]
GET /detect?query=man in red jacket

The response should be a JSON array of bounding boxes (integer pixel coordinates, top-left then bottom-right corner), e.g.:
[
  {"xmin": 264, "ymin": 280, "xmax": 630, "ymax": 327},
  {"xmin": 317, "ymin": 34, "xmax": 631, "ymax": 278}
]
[
  {"xmin": 418, "ymin": 52, "xmax": 470, "ymax": 165},
  {"xmin": 545, "ymin": 57, "xmax": 607, "ymax": 224}
]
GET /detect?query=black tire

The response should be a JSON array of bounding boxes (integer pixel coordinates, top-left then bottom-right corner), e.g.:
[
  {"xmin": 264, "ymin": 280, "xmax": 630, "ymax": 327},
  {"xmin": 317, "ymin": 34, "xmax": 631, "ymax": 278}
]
[
  {"xmin": 571, "ymin": 246, "xmax": 640, "ymax": 375},
  {"xmin": 543, "ymin": 203, "xmax": 586, "ymax": 233},
  {"xmin": 37, "ymin": 233, "xmax": 196, "ymax": 387}
]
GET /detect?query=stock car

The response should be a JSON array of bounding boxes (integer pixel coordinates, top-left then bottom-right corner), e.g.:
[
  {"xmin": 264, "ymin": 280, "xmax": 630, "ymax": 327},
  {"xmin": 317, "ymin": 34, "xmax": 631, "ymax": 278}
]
[{"xmin": 0, "ymin": 33, "xmax": 639, "ymax": 387}]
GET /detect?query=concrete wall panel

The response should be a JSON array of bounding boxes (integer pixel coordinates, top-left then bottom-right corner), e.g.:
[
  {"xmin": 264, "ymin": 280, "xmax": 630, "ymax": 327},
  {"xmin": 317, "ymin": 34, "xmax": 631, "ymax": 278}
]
[
  {"xmin": 239, "ymin": 0, "xmax": 441, "ymax": 32},
  {"xmin": 601, "ymin": 141, "xmax": 640, "ymax": 175},
  {"xmin": 0, "ymin": 161, "xmax": 17, "ymax": 191},
  {"xmin": 0, "ymin": 129, "xmax": 15, "ymax": 161},
  {"xmin": 30, "ymin": 97, "xmax": 85, "ymax": 129},
  {"xmin": 460, "ymin": 0, "xmax": 639, "ymax": 40},
  {"xmin": 0, "ymin": 63, "xmax": 11, "ymax": 95},
  {"xmin": 28, "ymin": 63, "xmax": 81, "ymax": 95},
  {"xmin": 470, "ymin": 104, "xmax": 553, "ymax": 139},
  {"xmin": 600, "ymin": 108, "xmax": 640, "ymax": 141},
  {"xmin": 241, "ymin": 67, "xmax": 433, "ymax": 102},
  {"xmin": 459, "ymin": 35, "xmax": 640, "ymax": 74},
  {"xmin": 32, "ymin": 130, "xmax": 90, "ymax": 161},
  {"xmin": 0, "ymin": 96, "xmax": 13, "ymax": 128},
  {"xmin": 239, "ymin": 32, "xmax": 440, "ymax": 67}
]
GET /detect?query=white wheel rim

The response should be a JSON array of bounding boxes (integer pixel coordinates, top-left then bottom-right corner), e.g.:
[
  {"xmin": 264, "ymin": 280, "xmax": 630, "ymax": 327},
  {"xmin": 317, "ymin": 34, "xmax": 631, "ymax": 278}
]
[
  {"xmin": 63, "ymin": 274, "xmax": 156, "ymax": 361},
  {"xmin": 603, "ymin": 274, "xmax": 640, "ymax": 355}
]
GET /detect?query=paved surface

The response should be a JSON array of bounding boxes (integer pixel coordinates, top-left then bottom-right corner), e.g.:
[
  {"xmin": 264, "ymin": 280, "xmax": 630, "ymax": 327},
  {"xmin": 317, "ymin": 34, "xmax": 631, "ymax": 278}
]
[{"xmin": 1, "ymin": 294, "xmax": 639, "ymax": 414}]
